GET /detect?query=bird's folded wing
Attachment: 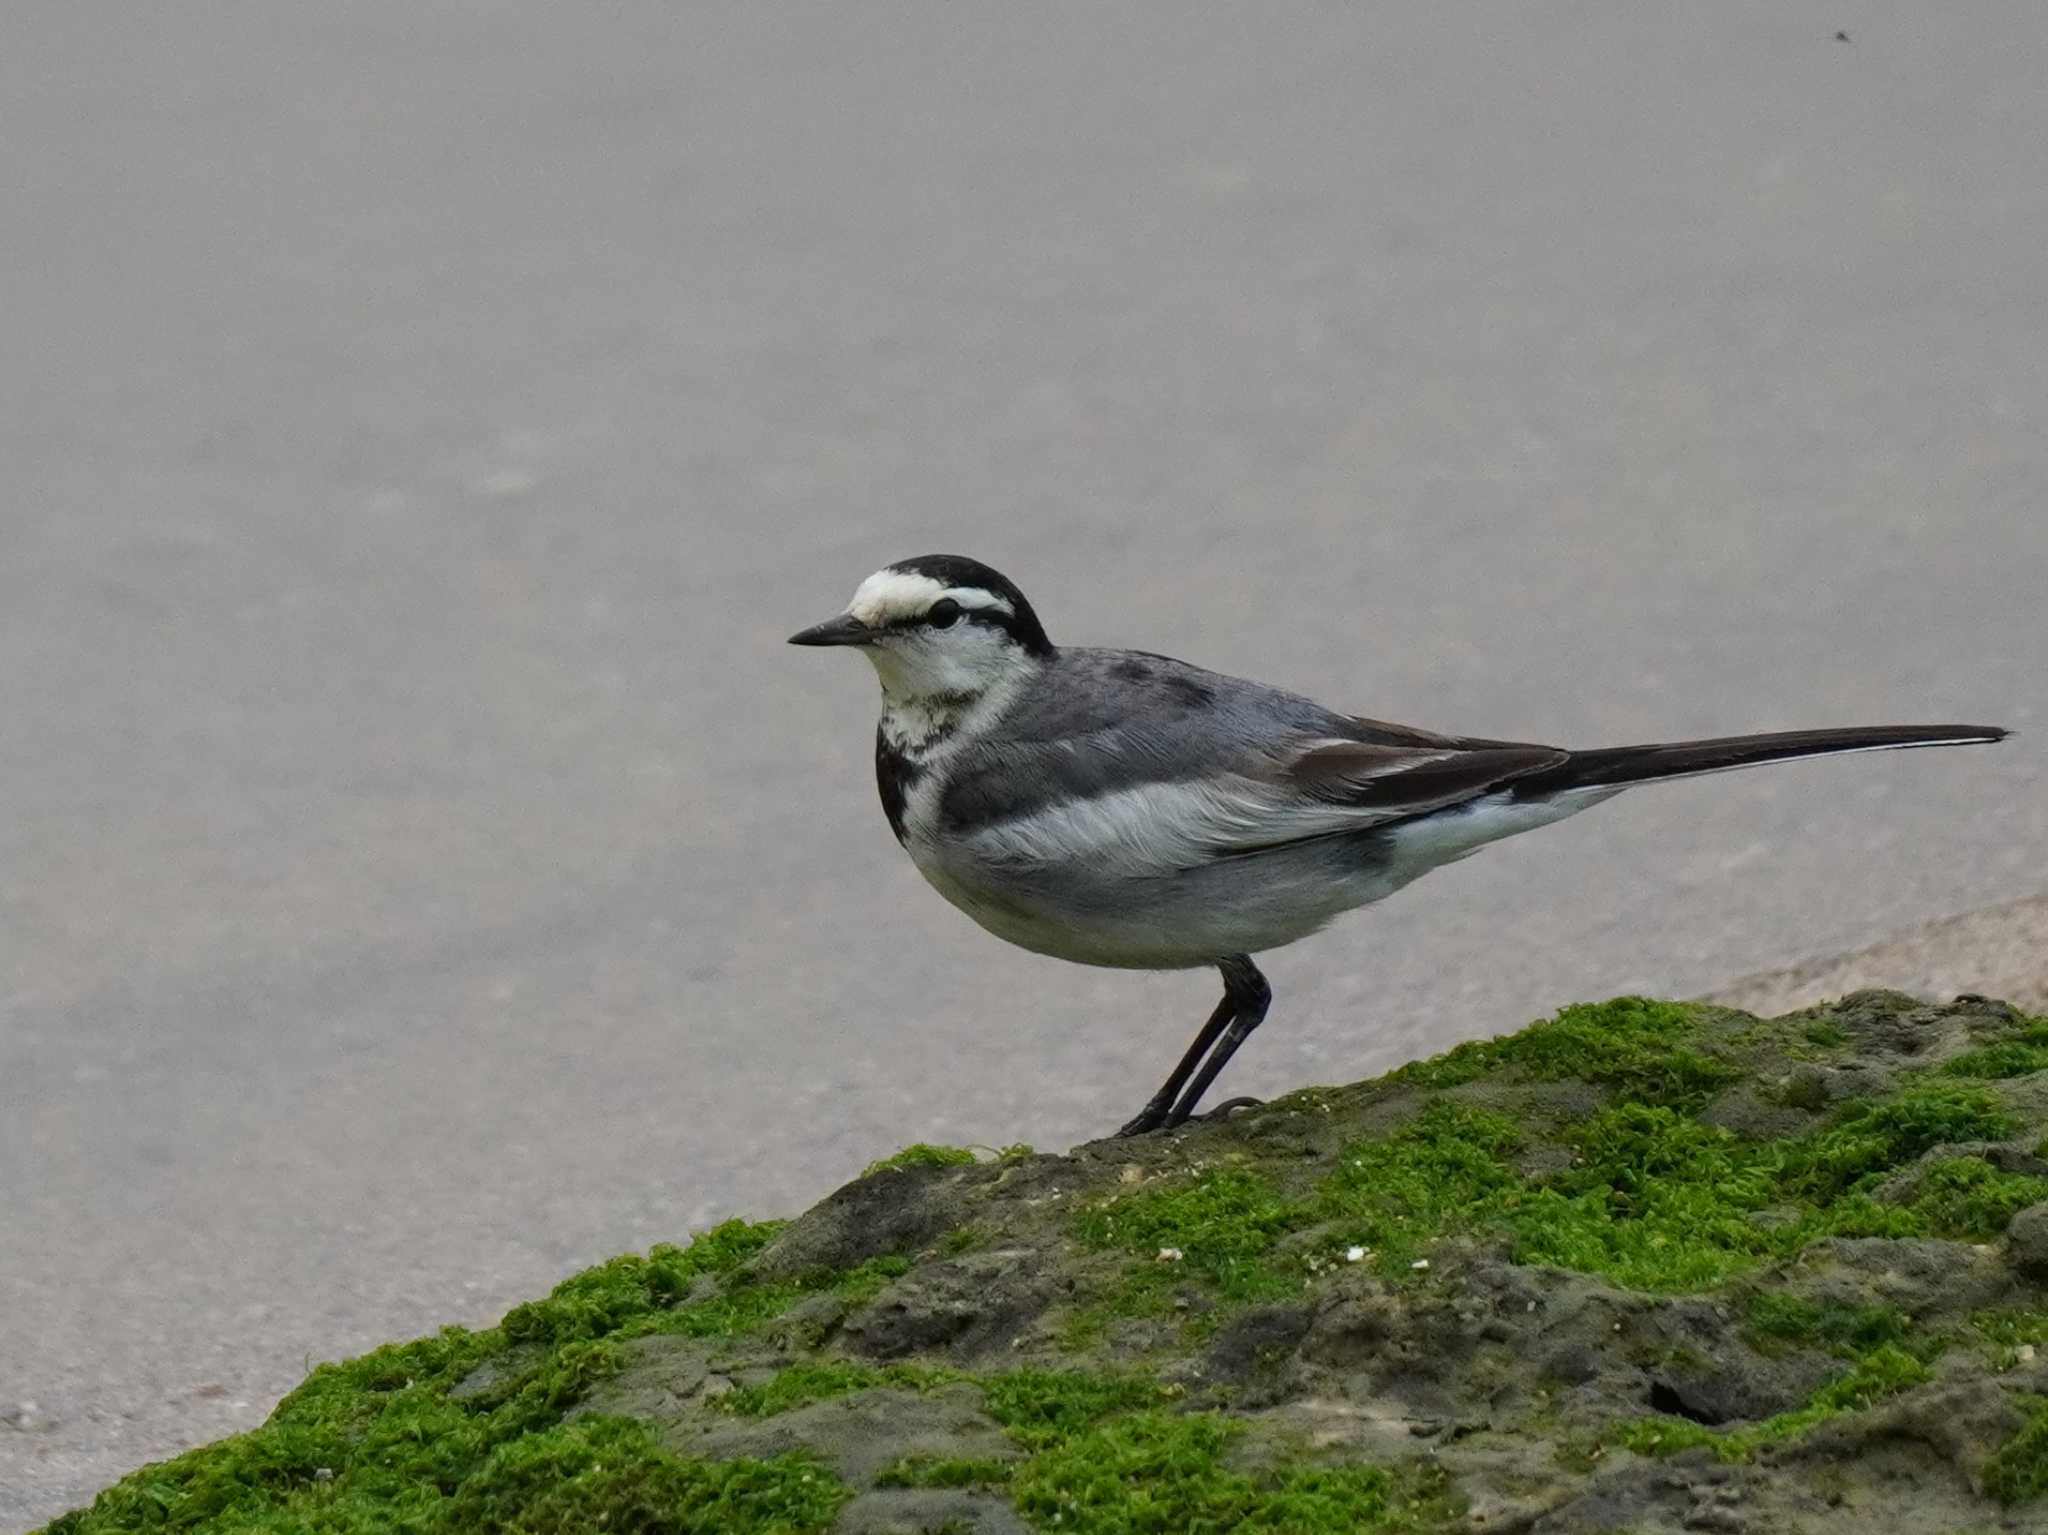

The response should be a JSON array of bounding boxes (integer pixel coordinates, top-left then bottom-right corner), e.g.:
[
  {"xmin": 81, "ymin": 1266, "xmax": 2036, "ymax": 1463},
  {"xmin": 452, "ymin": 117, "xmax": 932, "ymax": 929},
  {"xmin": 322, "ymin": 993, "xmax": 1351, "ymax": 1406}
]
[
  {"xmin": 954, "ymin": 739, "xmax": 1567, "ymax": 876},
  {"xmin": 1284, "ymin": 741, "xmax": 1567, "ymax": 812},
  {"xmin": 1341, "ymin": 715, "xmax": 1543, "ymax": 752},
  {"xmin": 1203, "ymin": 740, "xmax": 1569, "ymax": 857}
]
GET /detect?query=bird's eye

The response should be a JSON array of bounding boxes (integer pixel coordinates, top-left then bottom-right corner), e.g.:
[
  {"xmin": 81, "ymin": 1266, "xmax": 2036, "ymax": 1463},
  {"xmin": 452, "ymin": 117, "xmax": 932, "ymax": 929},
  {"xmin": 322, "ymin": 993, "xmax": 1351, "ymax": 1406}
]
[{"xmin": 926, "ymin": 598, "xmax": 962, "ymax": 628}]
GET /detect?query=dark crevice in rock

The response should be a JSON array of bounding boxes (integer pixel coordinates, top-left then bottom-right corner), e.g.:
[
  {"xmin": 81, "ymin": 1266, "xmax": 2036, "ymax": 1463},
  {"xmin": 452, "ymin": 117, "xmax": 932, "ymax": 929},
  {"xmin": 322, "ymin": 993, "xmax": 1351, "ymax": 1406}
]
[{"xmin": 1647, "ymin": 1378, "xmax": 1727, "ymax": 1426}]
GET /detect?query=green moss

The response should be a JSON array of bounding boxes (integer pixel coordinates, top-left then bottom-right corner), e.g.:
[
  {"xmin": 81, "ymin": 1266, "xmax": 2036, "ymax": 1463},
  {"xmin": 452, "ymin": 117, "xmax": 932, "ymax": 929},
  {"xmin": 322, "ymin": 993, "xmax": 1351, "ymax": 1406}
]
[
  {"xmin": 1973, "ymin": 1309, "xmax": 2048, "ymax": 1348},
  {"xmin": 1315, "ymin": 1101, "xmax": 1525, "ymax": 1274},
  {"xmin": 1813, "ymin": 1194, "xmax": 1937, "ymax": 1241},
  {"xmin": 1505, "ymin": 1084, "xmax": 2024, "ymax": 1293},
  {"xmin": 902, "ymin": 1370, "xmax": 1457, "ymax": 1529},
  {"xmin": 1073, "ymin": 1163, "xmax": 1304, "ymax": 1303},
  {"xmin": 1984, "ymin": 1394, "xmax": 2048, "ymax": 1504},
  {"xmin": 1141, "ymin": 1048, "xmax": 2025, "ymax": 1349},
  {"xmin": 1072, "ymin": 1102, "xmax": 1524, "ymax": 1310},
  {"xmin": 618, "ymin": 1253, "xmax": 908, "ymax": 1356},
  {"xmin": 438, "ymin": 1417, "xmax": 847, "ymax": 1533},
  {"xmin": 1067, "ymin": 1101, "xmax": 1528, "ymax": 1326},
  {"xmin": 1802, "ymin": 1019, "xmax": 1850, "ymax": 1049},
  {"xmin": 1008, "ymin": 1411, "xmax": 1458, "ymax": 1534},
  {"xmin": 1800, "ymin": 1341, "xmax": 1936, "ymax": 1412},
  {"xmin": 713, "ymin": 1361, "xmax": 953, "ymax": 1418},
  {"xmin": 873, "ymin": 1455, "xmax": 1016, "ymax": 1489},
  {"xmin": 632, "ymin": 1283, "xmax": 803, "ymax": 1342},
  {"xmin": 1970, "ymin": 1309, "xmax": 2048, "ymax": 1371},
  {"xmin": 47, "ymin": 1326, "xmax": 566, "ymax": 1534},
  {"xmin": 1610, "ymin": 1344, "xmax": 1934, "ymax": 1463},
  {"xmin": 824, "ymin": 1253, "xmax": 914, "ymax": 1303},
  {"xmin": 1975, "ymin": 1310, "xmax": 2048, "ymax": 1344},
  {"xmin": 1941, "ymin": 1019, "xmax": 2048, "ymax": 1080},
  {"xmin": 1079, "ymin": 1066, "xmax": 2033, "ymax": 1320},
  {"xmin": 1778, "ymin": 1082, "xmax": 2016, "ymax": 1203},
  {"xmin": 1608, "ymin": 1415, "xmax": 1724, "ymax": 1459},
  {"xmin": 1898, "ymin": 1157, "xmax": 2048, "ymax": 1240},
  {"xmin": 978, "ymin": 1370, "xmax": 1173, "ymax": 1450},
  {"xmin": 502, "ymin": 1219, "xmax": 785, "ymax": 1347},
  {"xmin": 1743, "ymin": 1294, "xmax": 1909, "ymax": 1357},
  {"xmin": 1507, "ymin": 1106, "xmax": 1781, "ymax": 1291},
  {"xmin": 1350, "ymin": 1079, "xmax": 2019, "ymax": 1294},
  {"xmin": 862, "ymin": 1143, "xmax": 979, "ymax": 1176},
  {"xmin": 1392, "ymin": 998, "xmax": 1737, "ymax": 1109},
  {"xmin": 39, "ymin": 1342, "xmax": 849, "ymax": 1535}
]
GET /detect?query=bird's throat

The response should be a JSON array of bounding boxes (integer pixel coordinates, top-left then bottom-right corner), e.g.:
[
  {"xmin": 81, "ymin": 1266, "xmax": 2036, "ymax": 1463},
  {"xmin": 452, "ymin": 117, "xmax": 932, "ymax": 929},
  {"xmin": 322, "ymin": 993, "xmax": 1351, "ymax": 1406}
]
[{"xmin": 878, "ymin": 688, "xmax": 982, "ymax": 754}]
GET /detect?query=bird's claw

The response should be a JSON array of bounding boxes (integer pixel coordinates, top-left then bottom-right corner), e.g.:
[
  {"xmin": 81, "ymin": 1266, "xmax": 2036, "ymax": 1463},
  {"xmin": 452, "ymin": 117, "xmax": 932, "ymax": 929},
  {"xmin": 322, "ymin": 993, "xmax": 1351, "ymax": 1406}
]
[
  {"xmin": 1114, "ymin": 1094, "xmax": 1262, "ymax": 1138},
  {"xmin": 1113, "ymin": 1106, "xmax": 1170, "ymax": 1139}
]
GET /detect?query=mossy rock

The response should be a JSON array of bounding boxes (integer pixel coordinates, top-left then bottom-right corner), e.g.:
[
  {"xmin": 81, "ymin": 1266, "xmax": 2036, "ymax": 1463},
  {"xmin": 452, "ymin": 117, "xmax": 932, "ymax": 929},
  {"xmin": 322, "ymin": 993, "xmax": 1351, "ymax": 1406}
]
[{"xmin": 41, "ymin": 993, "xmax": 2048, "ymax": 1534}]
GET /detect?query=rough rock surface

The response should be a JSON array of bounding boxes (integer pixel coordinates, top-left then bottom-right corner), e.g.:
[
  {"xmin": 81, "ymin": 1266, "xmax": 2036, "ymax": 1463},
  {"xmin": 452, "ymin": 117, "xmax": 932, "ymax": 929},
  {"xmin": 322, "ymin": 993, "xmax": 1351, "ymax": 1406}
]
[{"xmin": 39, "ymin": 992, "xmax": 2048, "ymax": 1534}]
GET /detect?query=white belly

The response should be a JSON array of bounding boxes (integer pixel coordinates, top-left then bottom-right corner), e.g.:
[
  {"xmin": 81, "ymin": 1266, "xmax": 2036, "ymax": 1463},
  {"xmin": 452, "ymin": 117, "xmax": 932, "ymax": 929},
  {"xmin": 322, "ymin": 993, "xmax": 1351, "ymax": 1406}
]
[{"xmin": 900, "ymin": 784, "xmax": 1622, "ymax": 971}]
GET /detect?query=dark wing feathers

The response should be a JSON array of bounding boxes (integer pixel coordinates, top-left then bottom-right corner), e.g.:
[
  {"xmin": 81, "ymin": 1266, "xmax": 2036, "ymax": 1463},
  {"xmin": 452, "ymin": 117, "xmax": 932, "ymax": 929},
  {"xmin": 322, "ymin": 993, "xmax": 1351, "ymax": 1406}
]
[
  {"xmin": 1341, "ymin": 715, "xmax": 1542, "ymax": 752},
  {"xmin": 1284, "ymin": 741, "xmax": 1567, "ymax": 816}
]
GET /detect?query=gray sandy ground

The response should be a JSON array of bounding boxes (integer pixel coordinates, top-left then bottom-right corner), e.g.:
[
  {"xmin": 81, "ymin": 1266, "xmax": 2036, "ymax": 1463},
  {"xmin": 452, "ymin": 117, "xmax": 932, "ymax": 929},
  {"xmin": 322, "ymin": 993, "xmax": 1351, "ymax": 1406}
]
[
  {"xmin": 1707, "ymin": 890, "xmax": 2048, "ymax": 1017},
  {"xmin": 3, "ymin": 3, "xmax": 2044, "ymax": 1528}
]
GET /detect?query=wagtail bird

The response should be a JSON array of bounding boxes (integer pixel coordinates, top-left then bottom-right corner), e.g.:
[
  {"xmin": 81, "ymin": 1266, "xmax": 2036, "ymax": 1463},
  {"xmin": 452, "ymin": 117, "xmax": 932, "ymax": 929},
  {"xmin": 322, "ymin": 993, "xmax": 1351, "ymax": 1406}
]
[{"xmin": 791, "ymin": 555, "xmax": 2007, "ymax": 1136}]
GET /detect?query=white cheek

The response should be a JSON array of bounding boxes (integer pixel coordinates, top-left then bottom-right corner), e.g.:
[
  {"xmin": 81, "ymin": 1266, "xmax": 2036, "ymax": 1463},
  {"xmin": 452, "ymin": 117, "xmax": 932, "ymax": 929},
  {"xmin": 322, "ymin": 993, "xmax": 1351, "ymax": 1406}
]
[
  {"xmin": 913, "ymin": 636, "xmax": 981, "ymax": 692},
  {"xmin": 865, "ymin": 626, "xmax": 1023, "ymax": 699},
  {"xmin": 864, "ymin": 633, "xmax": 961, "ymax": 692},
  {"xmin": 860, "ymin": 641, "xmax": 919, "ymax": 695}
]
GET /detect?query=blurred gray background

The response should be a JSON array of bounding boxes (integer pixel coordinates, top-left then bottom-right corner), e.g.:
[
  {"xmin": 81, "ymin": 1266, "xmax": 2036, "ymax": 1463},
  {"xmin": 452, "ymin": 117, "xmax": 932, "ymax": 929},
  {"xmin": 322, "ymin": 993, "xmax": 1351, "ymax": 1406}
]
[{"xmin": 4, "ymin": 2, "xmax": 2044, "ymax": 1525}]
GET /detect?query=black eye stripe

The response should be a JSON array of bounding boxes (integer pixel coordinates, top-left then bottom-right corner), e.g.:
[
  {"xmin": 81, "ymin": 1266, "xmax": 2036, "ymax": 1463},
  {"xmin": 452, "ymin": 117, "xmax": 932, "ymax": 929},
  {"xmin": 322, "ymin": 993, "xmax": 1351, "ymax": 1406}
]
[
  {"xmin": 883, "ymin": 597, "xmax": 1019, "ymax": 634},
  {"xmin": 877, "ymin": 557, "xmax": 1055, "ymax": 657},
  {"xmin": 959, "ymin": 606, "xmax": 1023, "ymax": 639}
]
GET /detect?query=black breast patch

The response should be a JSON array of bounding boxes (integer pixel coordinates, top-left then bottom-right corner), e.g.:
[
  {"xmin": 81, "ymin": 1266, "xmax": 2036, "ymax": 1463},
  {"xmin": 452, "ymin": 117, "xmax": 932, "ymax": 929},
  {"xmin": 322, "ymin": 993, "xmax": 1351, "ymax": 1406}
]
[{"xmin": 875, "ymin": 728, "xmax": 925, "ymax": 843}]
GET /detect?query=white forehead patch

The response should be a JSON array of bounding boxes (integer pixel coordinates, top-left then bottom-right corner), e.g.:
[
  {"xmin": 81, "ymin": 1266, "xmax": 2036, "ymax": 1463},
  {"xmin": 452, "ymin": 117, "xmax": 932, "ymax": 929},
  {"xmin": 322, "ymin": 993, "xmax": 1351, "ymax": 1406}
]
[{"xmin": 846, "ymin": 568, "xmax": 1015, "ymax": 627}]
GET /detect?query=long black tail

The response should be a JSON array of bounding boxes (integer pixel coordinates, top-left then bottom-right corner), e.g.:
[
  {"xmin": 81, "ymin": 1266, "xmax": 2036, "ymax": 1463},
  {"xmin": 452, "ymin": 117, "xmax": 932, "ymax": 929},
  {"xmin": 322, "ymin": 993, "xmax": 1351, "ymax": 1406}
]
[{"xmin": 1511, "ymin": 724, "xmax": 2008, "ymax": 798}]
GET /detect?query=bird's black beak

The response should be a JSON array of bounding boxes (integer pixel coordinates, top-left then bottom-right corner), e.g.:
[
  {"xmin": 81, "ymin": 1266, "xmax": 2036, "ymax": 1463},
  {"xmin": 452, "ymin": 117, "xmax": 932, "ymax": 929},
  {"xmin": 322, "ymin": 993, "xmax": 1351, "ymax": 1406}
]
[{"xmin": 787, "ymin": 613, "xmax": 871, "ymax": 647}]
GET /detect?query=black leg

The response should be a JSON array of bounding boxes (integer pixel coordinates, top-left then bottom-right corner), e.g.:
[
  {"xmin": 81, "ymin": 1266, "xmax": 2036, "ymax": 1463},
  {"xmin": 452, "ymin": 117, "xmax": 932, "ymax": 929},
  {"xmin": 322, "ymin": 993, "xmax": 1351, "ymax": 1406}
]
[
  {"xmin": 1114, "ymin": 989, "xmax": 1236, "ymax": 1138},
  {"xmin": 1162, "ymin": 956, "xmax": 1271, "ymax": 1129}
]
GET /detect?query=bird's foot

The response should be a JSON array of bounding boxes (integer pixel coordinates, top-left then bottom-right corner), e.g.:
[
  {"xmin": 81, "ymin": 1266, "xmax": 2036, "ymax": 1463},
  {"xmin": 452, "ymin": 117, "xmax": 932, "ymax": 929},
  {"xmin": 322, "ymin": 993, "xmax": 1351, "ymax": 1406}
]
[
  {"xmin": 1113, "ymin": 1102, "xmax": 1172, "ymax": 1138},
  {"xmin": 1118, "ymin": 1094, "xmax": 1264, "ymax": 1138}
]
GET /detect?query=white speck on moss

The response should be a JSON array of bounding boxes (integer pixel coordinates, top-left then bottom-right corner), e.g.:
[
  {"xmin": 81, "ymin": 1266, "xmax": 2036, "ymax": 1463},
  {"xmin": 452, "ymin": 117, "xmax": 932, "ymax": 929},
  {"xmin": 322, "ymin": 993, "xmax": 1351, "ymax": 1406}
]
[{"xmin": 1156, "ymin": 1247, "xmax": 1184, "ymax": 1263}]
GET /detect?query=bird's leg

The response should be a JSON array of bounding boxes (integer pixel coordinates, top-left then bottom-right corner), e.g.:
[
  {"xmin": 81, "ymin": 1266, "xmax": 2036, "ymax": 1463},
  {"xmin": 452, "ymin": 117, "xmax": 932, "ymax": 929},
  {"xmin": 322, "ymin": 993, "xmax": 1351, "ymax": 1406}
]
[
  {"xmin": 1162, "ymin": 956, "xmax": 1271, "ymax": 1129},
  {"xmin": 1113, "ymin": 989, "xmax": 1237, "ymax": 1138}
]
